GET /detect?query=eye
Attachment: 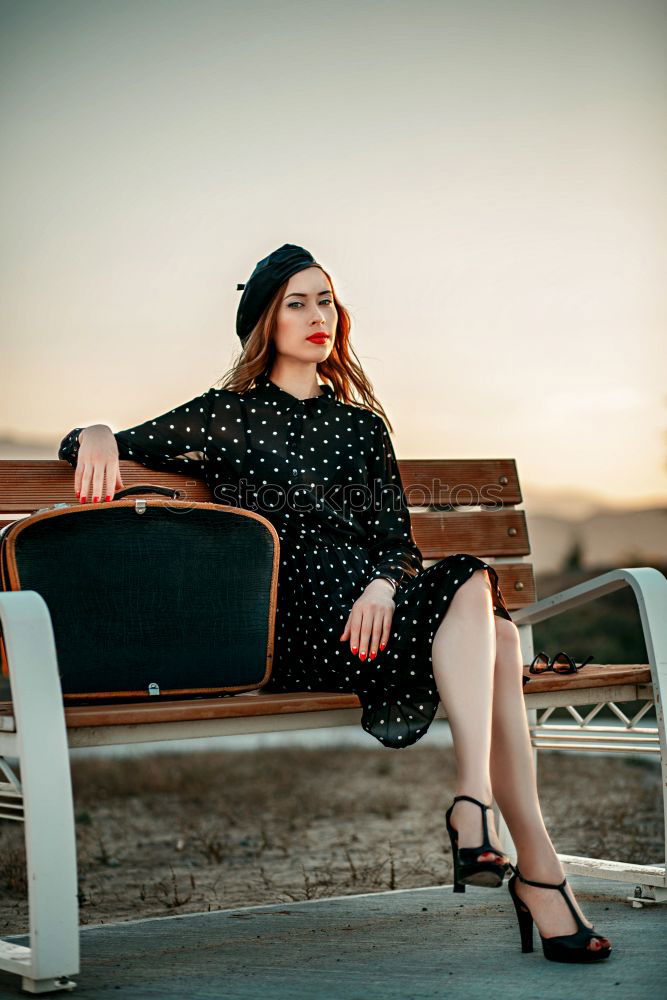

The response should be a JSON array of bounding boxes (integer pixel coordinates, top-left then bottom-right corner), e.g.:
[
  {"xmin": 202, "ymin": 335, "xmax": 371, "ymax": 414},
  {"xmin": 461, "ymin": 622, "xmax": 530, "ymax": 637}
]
[{"xmin": 287, "ymin": 297, "xmax": 333, "ymax": 308}]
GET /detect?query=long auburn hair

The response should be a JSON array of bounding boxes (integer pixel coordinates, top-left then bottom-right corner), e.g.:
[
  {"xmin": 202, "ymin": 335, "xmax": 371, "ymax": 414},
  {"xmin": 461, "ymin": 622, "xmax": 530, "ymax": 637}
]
[{"xmin": 215, "ymin": 264, "xmax": 395, "ymax": 432}]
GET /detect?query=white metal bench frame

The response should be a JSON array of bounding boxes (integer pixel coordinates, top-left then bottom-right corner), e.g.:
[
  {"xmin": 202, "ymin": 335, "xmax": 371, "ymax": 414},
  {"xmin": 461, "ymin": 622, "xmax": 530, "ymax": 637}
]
[{"xmin": 0, "ymin": 564, "xmax": 665, "ymax": 993}]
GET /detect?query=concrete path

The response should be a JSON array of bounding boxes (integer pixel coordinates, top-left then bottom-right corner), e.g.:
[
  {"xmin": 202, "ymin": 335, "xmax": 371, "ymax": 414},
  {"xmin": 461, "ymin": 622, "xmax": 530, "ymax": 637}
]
[{"xmin": 0, "ymin": 876, "xmax": 664, "ymax": 998}]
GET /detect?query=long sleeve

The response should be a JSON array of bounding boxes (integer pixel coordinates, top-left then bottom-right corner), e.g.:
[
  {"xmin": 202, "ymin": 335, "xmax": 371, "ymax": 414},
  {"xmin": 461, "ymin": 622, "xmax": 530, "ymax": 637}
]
[
  {"xmin": 58, "ymin": 428, "xmax": 87, "ymax": 467},
  {"xmin": 57, "ymin": 387, "xmax": 216, "ymax": 481},
  {"xmin": 360, "ymin": 414, "xmax": 423, "ymax": 591}
]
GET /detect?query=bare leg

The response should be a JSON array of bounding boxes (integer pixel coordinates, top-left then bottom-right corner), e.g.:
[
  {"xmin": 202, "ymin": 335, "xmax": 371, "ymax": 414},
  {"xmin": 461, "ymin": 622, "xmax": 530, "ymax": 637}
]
[
  {"xmin": 431, "ymin": 568, "xmax": 506, "ymax": 862},
  {"xmin": 488, "ymin": 618, "xmax": 610, "ymax": 950}
]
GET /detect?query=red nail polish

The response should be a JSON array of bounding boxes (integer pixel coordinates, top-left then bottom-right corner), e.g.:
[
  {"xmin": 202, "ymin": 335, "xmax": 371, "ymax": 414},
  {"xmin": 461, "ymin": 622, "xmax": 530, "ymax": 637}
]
[
  {"xmin": 370, "ymin": 651, "xmax": 376, "ymax": 660},
  {"xmin": 80, "ymin": 496, "xmax": 86, "ymax": 503},
  {"xmin": 351, "ymin": 647, "xmax": 358, "ymax": 653},
  {"xmin": 93, "ymin": 496, "xmax": 99, "ymax": 503},
  {"xmin": 105, "ymin": 495, "xmax": 111, "ymax": 502},
  {"xmin": 380, "ymin": 643, "xmax": 386, "ymax": 651},
  {"xmin": 359, "ymin": 652, "xmax": 366, "ymax": 660}
]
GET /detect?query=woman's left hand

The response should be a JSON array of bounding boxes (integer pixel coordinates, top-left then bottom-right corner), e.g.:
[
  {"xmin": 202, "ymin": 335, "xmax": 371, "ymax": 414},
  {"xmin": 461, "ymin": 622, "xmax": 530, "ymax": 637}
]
[{"xmin": 340, "ymin": 578, "xmax": 396, "ymax": 662}]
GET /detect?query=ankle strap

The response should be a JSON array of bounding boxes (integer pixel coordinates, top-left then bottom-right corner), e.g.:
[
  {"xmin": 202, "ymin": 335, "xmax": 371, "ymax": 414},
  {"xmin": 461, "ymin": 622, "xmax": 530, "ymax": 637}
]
[
  {"xmin": 453, "ymin": 794, "xmax": 491, "ymax": 810},
  {"xmin": 512, "ymin": 864, "xmax": 590, "ymax": 931},
  {"xmin": 513, "ymin": 863, "xmax": 566, "ymax": 890}
]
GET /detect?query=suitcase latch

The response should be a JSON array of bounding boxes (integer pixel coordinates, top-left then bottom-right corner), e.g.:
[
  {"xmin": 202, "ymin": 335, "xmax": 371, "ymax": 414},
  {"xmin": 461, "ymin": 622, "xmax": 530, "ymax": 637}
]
[
  {"xmin": 134, "ymin": 500, "xmax": 147, "ymax": 514},
  {"xmin": 148, "ymin": 682, "xmax": 160, "ymax": 696}
]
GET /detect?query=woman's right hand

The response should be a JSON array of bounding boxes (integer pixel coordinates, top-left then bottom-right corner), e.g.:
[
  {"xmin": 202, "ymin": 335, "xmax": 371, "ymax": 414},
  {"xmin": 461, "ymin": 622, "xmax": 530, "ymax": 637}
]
[
  {"xmin": 339, "ymin": 578, "xmax": 396, "ymax": 662},
  {"xmin": 75, "ymin": 425, "xmax": 125, "ymax": 503}
]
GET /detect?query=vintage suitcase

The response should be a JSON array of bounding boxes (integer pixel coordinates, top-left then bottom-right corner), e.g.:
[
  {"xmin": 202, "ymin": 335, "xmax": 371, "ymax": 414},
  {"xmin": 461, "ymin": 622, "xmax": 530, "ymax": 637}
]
[{"xmin": 0, "ymin": 485, "xmax": 279, "ymax": 701}]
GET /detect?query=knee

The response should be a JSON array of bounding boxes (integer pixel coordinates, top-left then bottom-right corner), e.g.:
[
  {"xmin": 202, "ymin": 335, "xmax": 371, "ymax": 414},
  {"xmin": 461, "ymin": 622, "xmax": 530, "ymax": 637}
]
[{"xmin": 494, "ymin": 616, "xmax": 522, "ymax": 656}]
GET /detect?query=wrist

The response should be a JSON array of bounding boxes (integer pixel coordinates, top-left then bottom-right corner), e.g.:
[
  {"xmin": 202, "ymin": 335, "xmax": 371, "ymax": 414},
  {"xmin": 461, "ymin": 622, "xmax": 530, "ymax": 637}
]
[
  {"xmin": 79, "ymin": 424, "xmax": 113, "ymax": 444},
  {"xmin": 369, "ymin": 576, "xmax": 397, "ymax": 595}
]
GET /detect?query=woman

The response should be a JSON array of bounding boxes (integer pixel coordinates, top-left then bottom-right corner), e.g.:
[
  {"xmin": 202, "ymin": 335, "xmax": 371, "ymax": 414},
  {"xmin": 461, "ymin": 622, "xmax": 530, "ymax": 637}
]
[{"xmin": 58, "ymin": 243, "xmax": 611, "ymax": 962}]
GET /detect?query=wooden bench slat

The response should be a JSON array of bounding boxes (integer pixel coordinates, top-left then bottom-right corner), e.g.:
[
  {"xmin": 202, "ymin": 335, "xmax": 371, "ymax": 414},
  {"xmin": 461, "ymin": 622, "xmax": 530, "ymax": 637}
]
[
  {"xmin": 520, "ymin": 663, "xmax": 651, "ymax": 693},
  {"xmin": 0, "ymin": 458, "xmax": 522, "ymax": 511},
  {"xmin": 412, "ymin": 510, "xmax": 529, "ymax": 559},
  {"xmin": 0, "ymin": 665, "xmax": 651, "ymax": 732},
  {"xmin": 489, "ymin": 563, "xmax": 535, "ymax": 609},
  {"xmin": 401, "ymin": 458, "xmax": 521, "ymax": 504}
]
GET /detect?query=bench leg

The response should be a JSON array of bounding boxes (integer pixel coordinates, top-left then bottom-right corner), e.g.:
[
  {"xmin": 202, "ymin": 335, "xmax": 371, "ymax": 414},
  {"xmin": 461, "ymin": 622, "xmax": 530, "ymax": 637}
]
[{"xmin": 0, "ymin": 591, "xmax": 79, "ymax": 993}]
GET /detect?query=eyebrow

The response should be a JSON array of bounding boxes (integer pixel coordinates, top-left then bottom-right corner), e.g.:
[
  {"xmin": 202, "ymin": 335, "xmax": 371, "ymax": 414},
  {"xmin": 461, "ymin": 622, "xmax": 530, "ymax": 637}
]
[{"xmin": 284, "ymin": 290, "xmax": 332, "ymax": 298}]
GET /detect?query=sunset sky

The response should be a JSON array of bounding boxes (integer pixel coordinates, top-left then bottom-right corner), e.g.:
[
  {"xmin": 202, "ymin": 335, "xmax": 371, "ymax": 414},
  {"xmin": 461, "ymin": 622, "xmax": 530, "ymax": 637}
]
[{"xmin": 2, "ymin": 0, "xmax": 666, "ymax": 512}]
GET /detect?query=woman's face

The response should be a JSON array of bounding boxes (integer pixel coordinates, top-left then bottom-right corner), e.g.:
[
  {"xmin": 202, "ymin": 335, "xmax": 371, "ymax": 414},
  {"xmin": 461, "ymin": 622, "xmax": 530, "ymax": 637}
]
[{"xmin": 273, "ymin": 266, "xmax": 337, "ymax": 363}]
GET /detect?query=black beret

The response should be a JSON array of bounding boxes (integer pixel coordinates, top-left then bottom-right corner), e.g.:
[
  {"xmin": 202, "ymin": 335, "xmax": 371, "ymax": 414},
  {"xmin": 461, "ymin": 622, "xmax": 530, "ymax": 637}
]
[{"xmin": 235, "ymin": 243, "xmax": 321, "ymax": 345}]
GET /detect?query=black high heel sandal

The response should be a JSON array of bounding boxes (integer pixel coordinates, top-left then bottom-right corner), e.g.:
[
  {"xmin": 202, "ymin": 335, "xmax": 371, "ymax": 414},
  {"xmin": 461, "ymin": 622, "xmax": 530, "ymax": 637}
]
[
  {"xmin": 444, "ymin": 794, "xmax": 510, "ymax": 892},
  {"xmin": 507, "ymin": 864, "xmax": 612, "ymax": 962}
]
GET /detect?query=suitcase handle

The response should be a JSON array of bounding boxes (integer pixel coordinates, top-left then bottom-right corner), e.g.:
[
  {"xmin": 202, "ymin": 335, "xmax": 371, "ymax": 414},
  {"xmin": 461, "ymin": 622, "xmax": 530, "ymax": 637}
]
[
  {"xmin": 113, "ymin": 484, "xmax": 185, "ymax": 501},
  {"xmin": 26, "ymin": 484, "xmax": 189, "ymax": 521}
]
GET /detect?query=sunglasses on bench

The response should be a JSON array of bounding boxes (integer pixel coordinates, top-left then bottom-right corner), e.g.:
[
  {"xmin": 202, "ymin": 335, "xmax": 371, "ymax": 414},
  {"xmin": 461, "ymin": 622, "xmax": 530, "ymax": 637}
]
[{"xmin": 528, "ymin": 651, "xmax": 595, "ymax": 675}]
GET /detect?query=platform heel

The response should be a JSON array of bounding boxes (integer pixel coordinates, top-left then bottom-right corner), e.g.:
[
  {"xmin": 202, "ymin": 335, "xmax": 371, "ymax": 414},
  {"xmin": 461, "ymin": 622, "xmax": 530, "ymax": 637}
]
[
  {"xmin": 507, "ymin": 864, "xmax": 612, "ymax": 962},
  {"xmin": 444, "ymin": 794, "xmax": 510, "ymax": 892}
]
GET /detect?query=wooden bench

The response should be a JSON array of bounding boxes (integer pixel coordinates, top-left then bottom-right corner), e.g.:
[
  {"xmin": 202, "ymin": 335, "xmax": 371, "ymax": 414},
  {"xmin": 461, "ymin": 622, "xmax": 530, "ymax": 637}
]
[{"xmin": 1, "ymin": 456, "xmax": 665, "ymax": 994}]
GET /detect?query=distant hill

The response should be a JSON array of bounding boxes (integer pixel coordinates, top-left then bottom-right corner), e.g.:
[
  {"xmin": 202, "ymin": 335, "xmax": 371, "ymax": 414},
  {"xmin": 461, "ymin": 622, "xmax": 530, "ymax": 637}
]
[
  {"xmin": 525, "ymin": 508, "xmax": 667, "ymax": 573},
  {"xmin": 0, "ymin": 435, "xmax": 62, "ymax": 459}
]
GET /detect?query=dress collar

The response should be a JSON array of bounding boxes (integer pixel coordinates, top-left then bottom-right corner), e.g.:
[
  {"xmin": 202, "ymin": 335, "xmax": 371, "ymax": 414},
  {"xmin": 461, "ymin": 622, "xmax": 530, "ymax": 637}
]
[{"xmin": 254, "ymin": 371, "xmax": 335, "ymax": 407}]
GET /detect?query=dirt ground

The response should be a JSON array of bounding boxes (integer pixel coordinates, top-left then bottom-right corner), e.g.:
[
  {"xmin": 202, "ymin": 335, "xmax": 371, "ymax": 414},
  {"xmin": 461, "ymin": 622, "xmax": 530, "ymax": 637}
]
[{"xmin": 0, "ymin": 747, "xmax": 662, "ymax": 934}]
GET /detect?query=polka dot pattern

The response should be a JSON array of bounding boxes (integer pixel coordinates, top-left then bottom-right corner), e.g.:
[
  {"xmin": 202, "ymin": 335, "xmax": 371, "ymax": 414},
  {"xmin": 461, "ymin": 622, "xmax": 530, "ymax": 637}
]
[{"xmin": 58, "ymin": 371, "xmax": 514, "ymax": 749}]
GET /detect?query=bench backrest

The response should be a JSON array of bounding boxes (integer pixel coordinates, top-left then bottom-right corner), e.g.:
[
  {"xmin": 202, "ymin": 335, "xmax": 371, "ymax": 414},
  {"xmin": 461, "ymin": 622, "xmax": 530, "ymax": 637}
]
[{"xmin": 0, "ymin": 457, "xmax": 535, "ymax": 613}]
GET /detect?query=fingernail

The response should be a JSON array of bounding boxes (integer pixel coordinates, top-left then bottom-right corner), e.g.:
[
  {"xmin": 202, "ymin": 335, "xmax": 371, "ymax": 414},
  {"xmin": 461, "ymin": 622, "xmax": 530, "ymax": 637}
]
[
  {"xmin": 75, "ymin": 491, "xmax": 80, "ymax": 498},
  {"xmin": 370, "ymin": 651, "xmax": 376, "ymax": 660},
  {"xmin": 93, "ymin": 496, "xmax": 99, "ymax": 503},
  {"xmin": 105, "ymin": 495, "xmax": 111, "ymax": 502},
  {"xmin": 351, "ymin": 647, "xmax": 358, "ymax": 653},
  {"xmin": 80, "ymin": 496, "xmax": 86, "ymax": 503},
  {"xmin": 359, "ymin": 652, "xmax": 366, "ymax": 660},
  {"xmin": 379, "ymin": 643, "xmax": 386, "ymax": 651}
]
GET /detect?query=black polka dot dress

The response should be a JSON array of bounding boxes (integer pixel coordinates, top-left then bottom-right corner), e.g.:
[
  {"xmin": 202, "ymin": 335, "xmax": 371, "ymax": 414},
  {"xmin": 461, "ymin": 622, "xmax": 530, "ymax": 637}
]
[{"xmin": 58, "ymin": 371, "xmax": 513, "ymax": 749}]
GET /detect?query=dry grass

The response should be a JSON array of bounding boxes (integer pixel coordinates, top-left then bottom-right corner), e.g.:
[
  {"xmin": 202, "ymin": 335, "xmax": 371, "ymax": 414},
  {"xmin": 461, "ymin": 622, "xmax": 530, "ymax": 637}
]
[{"xmin": 0, "ymin": 746, "xmax": 662, "ymax": 934}]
